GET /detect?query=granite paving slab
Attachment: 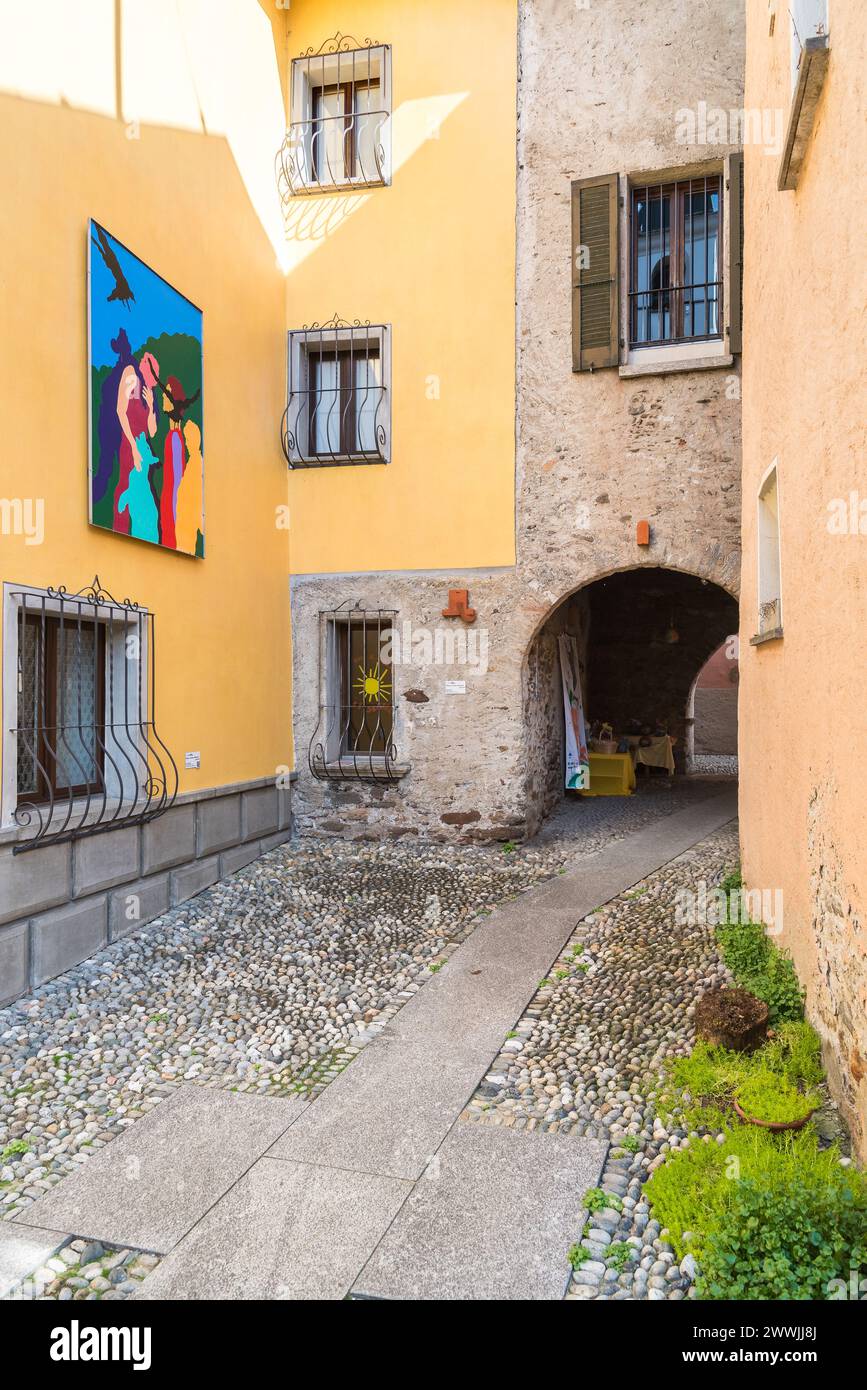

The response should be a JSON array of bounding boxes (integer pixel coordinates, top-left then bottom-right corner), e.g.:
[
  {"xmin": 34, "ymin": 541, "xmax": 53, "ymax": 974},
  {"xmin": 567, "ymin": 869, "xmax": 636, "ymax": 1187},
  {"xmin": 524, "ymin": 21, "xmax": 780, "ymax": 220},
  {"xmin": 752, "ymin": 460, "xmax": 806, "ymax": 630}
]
[
  {"xmin": 133, "ymin": 1156, "xmax": 412, "ymax": 1300},
  {"xmin": 354, "ymin": 1120, "xmax": 608, "ymax": 1301},
  {"xmin": 269, "ymin": 1036, "xmax": 495, "ymax": 1180},
  {"xmin": 16, "ymin": 1086, "xmax": 305, "ymax": 1253}
]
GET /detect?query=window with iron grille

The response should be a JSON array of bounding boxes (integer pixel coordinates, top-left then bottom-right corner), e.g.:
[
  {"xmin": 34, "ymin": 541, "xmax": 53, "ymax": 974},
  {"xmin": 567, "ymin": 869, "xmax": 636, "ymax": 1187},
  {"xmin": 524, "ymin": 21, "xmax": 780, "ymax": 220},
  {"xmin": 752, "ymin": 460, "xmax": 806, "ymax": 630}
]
[
  {"xmin": 282, "ymin": 319, "xmax": 390, "ymax": 468},
  {"xmin": 308, "ymin": 606, "xmax": 398, "ymax": 784},
  {"xmin": 4, "ymin": 578, "xmax": 178, "ymax": 852},
  {"xmin": 278, "ymin": 35, "xmax": 391, "ymax": 196},
  {"xmin": 629, "ymin": 176, "xmax": 723, "ymax": 347}
]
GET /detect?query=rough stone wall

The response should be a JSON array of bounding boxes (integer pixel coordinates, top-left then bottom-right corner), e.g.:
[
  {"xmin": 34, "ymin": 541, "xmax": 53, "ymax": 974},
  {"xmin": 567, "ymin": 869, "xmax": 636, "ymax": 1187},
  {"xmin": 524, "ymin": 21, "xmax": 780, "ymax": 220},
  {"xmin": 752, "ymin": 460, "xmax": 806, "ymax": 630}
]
[
  {"xmin": 524, "ymin": 592, "xmax": 590, "ymax": 832},
  {"xmin": 290, "ymin": 0, "xmax": 745, "ymax": 842},
  {"xmin": 694, "ymin": 687, "xmax": 738, "ymax": 754},
  {"xmin": 515, "ymin": 0, "xmax": 744, "ymax": 609},
  {"xmin": 290, "ymin": 571, "xmax": 531, "ymax": 843},
  {"xmin": 806, "ymin": 780, "xmax": 867, "ymax": 1159}
]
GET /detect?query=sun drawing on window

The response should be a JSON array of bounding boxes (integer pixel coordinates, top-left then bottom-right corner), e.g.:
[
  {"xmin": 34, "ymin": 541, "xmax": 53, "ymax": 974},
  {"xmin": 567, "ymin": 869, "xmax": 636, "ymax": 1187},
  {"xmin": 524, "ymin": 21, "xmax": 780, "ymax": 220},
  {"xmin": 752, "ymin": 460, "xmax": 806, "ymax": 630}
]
[{"xmin": 353, "ymin": 663, "xmax": 392, "ymax": 705}]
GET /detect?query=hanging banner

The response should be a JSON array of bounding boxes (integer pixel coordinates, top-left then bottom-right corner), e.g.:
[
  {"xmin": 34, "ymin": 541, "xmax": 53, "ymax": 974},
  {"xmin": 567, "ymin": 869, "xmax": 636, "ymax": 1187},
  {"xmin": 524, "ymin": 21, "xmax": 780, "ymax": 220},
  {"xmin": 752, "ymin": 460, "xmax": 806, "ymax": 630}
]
[{"xmin": 558, "ymin": 634, "xmax": 590, "ymax": 790}]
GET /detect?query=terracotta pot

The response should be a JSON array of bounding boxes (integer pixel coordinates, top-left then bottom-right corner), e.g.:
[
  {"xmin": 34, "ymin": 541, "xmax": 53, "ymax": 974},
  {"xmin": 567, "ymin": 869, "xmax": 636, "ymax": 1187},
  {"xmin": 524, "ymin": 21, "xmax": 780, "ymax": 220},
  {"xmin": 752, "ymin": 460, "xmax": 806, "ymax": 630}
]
[{"xmin": 732, "ymin": 1098, "xmax": 817, "ymax": 1132}]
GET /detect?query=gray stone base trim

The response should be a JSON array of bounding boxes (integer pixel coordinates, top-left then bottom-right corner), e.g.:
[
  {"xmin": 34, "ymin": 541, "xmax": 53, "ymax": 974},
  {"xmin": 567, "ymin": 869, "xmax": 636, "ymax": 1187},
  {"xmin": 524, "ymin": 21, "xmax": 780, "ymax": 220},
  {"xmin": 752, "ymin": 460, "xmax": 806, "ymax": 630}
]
[{"xmin": 0, "ymin": 782, "xmax": 292, "ymax": 1007}]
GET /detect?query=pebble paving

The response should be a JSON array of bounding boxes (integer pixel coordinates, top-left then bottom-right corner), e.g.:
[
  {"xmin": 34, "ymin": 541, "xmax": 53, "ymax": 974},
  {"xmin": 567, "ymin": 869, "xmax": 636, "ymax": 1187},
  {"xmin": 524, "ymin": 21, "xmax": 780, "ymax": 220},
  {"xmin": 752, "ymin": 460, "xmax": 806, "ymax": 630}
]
[
  {"xmin": 464, "ymin": 820, "xmax": 741, "ymax": 1300},
  {"xmin": 3, "ymin": 1239, "xmax": 160, "ymax": 1302},
  {"xmin": 0, "ymin": 780, "xmax": 734, "ymax": 1299}
]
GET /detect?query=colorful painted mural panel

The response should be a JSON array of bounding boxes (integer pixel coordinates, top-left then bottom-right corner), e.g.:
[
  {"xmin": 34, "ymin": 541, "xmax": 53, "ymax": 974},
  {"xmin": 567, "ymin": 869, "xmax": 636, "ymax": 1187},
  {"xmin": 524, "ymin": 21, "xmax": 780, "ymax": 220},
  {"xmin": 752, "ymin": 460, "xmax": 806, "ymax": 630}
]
[{"xmin": 88, "ymin": 221, "xmax": 204, "ymax": 556}]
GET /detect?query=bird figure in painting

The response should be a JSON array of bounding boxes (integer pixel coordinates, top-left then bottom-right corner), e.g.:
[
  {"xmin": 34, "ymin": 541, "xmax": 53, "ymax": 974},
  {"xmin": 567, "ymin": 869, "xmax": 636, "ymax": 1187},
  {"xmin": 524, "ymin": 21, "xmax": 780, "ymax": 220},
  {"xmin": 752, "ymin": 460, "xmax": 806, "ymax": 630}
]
[
  {"xmin": 92, "ymin": 224, "xmax": 135, "ymax": 309},
  {"xmin": 154, "ymin": 372, "xmax": 201, "ymax": 424}
]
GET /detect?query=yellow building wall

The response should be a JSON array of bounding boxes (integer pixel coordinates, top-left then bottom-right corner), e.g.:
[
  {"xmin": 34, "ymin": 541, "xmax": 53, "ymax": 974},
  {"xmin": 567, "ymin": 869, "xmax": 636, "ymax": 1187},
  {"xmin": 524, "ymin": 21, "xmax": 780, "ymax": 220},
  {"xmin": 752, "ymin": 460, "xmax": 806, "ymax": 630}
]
[
  {"xmin": 740, "ymin": 1, "xmax": 867, "ymax": 1152},
  {"xmin": 283, "ymin": 0, "xmax": 518, "ymax": 576},
  {"xmin": 0, "ymin": 0, "xmax": 294, "ymax": 801}
]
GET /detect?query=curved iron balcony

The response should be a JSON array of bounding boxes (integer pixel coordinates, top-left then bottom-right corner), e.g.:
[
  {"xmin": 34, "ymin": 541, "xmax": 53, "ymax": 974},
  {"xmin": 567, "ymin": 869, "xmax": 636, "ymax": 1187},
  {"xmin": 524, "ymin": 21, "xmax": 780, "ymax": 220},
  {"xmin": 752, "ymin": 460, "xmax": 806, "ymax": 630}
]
[
  {"xmin": 9, "ymin": 576, "xmax": 178, "ymax": 854},
  {"xmin": 277, "ymin": 35, "xmax": 391, "ymax": 201},
  {"xmin": 281, "ymin": 317, "xmax": 390, "ymax": 469},
  {"xmin": 308, "ymin": 604, "xmax": 400, "ymax": 785}
]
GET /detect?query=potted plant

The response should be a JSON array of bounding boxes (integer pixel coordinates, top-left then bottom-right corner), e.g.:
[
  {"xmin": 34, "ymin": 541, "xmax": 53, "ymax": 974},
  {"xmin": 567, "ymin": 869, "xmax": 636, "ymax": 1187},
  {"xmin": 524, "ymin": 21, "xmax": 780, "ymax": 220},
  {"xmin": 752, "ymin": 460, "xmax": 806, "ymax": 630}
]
[{"xmin": 733, "ymin": 1071, "xmax": 821, "ymax": 1132}]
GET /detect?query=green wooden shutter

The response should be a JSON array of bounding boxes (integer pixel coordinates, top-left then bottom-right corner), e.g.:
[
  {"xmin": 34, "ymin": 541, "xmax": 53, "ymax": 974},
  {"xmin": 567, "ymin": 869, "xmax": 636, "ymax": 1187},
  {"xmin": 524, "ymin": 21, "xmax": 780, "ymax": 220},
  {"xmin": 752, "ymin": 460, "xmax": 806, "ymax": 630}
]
[
  {"xmin": 728, "ymin": 152, "xmax": 744, "ymax": 354},
  {"xmin": 571, "ymin": 173, "xmax": 619, "ymax": 371}
]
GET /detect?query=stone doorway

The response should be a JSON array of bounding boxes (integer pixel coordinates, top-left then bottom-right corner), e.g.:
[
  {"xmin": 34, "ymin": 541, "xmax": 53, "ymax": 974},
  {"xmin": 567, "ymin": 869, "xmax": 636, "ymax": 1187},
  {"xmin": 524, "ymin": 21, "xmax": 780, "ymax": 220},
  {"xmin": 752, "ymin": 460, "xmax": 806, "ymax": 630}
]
[{"xmin": 524, "ymin": 567, "xmax": 738, "ymax": 834}]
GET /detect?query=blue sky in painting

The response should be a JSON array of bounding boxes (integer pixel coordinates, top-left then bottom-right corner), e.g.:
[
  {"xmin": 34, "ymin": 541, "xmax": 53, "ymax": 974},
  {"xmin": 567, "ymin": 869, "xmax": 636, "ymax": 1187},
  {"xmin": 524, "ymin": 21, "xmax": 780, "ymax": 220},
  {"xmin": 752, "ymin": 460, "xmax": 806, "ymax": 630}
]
[{"xmin": 89, "ymin": 221, "xmax": 202, "ymax": 370}]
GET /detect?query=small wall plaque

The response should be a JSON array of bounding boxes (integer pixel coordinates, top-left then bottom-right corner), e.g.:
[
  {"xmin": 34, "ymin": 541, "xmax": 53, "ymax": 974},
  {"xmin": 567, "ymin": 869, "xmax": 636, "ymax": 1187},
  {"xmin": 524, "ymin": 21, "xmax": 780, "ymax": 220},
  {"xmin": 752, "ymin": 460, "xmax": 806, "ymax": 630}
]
[{"xmin": 445, "ymin": 680, "xmax": 467, "ymax": 695}]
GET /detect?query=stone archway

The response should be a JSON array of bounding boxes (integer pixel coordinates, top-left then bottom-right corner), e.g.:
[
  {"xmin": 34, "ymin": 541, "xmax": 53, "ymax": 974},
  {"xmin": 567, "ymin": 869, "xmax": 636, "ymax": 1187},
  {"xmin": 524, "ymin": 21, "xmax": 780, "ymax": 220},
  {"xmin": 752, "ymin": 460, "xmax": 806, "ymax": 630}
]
[
  {"xmin": 522, "ymin": 566, "xmax": 738, "ymax": 834},
  {"xmin": 686, "ymin": 637, "xmax": 740, "ymax": 770}
]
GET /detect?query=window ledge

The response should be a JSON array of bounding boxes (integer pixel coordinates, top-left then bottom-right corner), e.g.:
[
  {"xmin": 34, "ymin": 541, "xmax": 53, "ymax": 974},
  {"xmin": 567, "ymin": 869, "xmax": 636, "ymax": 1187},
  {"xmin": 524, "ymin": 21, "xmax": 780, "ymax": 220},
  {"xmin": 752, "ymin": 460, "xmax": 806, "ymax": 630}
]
[
  {"xmin": 290, "ymin": 455, "xmax": 387, "ymax": 470},
  {"xmin": 749, "ymin": 627, "xmax": 784, "ymax": 647},
  {"xmin": 620, "ymin": 348, "xmax": 733, "ymax": 379},
  {"xmin": 291, "ymin": 176, "xmax": 390, "ymax": 197},
  {"xmin": 778, "ymin": 37, "xmax": 830, "ymax": 192},
  {"xmin": 320, "ymin": 760, "xmax": 410, "ymax": 781}
]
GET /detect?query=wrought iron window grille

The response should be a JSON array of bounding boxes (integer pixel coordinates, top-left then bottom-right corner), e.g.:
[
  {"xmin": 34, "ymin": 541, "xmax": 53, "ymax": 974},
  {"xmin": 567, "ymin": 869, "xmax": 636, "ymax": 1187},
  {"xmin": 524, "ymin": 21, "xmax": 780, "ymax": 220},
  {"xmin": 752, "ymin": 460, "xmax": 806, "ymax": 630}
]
[
  {"xmin": 308, "ymin": 603, "xmax": 399, "ymax": 785},
  {"xmin": 277, "ymin": 34, "xmax": 392, "ymax": 201},
  {"xmin": 281, "ymin": 316, "xmax": 390, "ymax": 468},
  {"xmin": 629, "ymin": 176, "xmax": 723, "ymax": 348},
  {"xmin": 7, "ymin": 576, "xmax": 178, "ymax": 853}
]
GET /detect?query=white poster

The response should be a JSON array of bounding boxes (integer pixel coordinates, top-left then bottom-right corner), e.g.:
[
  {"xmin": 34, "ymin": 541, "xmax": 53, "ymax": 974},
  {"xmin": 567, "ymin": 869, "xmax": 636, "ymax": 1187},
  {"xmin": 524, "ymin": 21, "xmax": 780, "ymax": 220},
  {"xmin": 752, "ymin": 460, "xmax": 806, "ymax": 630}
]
[{"xmin": 558, "ymin": 634, "xmax": 590, "ymax": 790}]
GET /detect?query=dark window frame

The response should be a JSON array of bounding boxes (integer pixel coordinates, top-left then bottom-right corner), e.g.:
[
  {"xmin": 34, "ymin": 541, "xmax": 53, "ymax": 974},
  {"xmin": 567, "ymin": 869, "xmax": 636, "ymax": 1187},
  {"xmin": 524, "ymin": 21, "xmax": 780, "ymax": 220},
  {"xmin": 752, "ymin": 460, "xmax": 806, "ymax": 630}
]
[
  {"xmin": 335, "ymin": 617, "xmax": 394, "ymax": 759},
  {"xmin": 17, "ymin": 613, "xmax": 107, "ymax": 804},
  {"xmin": 310, "ymin": 77, "xmax": 381, "ymax": 183},
  {"xmin": 307, "ymin": 343, "xmax": 381, "ymax": 461},
  {"xmin": 628, "ymin": 175, "xmax": 723, "ymax": 348}
]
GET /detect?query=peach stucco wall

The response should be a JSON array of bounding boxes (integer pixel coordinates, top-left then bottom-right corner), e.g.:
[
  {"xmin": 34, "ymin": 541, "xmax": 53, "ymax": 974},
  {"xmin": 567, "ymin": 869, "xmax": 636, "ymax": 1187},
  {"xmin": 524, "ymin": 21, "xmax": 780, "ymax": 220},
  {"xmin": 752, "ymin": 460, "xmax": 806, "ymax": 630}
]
[{"xmin": 740, "ymin": 1, "xmax": 867, "ymax": 1154}]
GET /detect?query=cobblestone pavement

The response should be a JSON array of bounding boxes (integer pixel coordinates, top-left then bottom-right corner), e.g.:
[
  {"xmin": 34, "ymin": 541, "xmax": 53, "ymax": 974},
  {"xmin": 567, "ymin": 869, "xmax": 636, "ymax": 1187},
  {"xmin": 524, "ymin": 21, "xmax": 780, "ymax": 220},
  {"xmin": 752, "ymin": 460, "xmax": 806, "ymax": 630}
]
[
  {"xmin": 464, "ymin": 820, "xmax": 741, "ymax": 1300},
  {"xmin": 690, "ymin": 755, "xmax": 738, "ymax": 776},
  {"xmin": 3, "ymin": 1239, "xmax": 160, "ymax": 1302},
  {"xmin": 0, "ymin": 780, "xmax": 734, "ymax": 1298}
]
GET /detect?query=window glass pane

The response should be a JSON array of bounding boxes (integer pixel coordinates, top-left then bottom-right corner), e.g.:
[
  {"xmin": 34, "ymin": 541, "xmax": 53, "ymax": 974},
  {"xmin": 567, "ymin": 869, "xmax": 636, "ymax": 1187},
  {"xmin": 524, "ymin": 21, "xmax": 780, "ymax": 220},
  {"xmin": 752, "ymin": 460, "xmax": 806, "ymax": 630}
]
[
  {"xmin": 340, "ymin": 621, "xmax": 393, "ymax": 755},
  {"xmin": 55, "ymin": 625, "xmax": 99, "ymax": 789},
  {"xmin": 16, "ymin": 621, "xmax": 38, "ymax": 795},
  {"xmin": 311, "ymin": 86, "xmax": 348, "ymax": 182},
  {"xmin": 633, "ymin": 193, "xmax": 671, "ymax": 343},
  {"xmin": 354, "ymin": 83, "xmax": 381, "ymax": 182},
  {"xmin": 683, "ymin": 186, "xmax": 720, "ymax": 338},
  {"xmin": 312, "ymin": 356, "xmax": 341, "ymax": 455},
  {"xmin": 355, "ymin": 353, "xmax": 381, "ymax": 454}
]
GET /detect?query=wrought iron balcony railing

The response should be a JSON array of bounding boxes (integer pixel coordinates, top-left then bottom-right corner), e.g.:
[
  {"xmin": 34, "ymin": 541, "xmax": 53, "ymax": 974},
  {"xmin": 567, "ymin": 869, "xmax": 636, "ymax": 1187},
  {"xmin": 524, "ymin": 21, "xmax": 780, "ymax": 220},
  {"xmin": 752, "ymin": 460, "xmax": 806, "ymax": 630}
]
[
  {"xmin": 277, "ymin": 34, "xmax": 391, "ymax": 201},
  {"xmin": 281, "ymin": 317, "xmax": 390, "ymax": 468},
  {"xmin": 9, "ymin": 577, "xmax": 178, "ymax": 853}
]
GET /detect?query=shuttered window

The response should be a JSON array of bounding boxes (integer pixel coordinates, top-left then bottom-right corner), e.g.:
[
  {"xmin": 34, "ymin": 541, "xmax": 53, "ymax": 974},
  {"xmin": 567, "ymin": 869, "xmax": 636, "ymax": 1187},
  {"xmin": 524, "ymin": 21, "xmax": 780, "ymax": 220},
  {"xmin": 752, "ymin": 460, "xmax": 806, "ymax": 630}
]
[{"xmin": 571, "ymin": 173, "xmax": 620, "ymax": 371}]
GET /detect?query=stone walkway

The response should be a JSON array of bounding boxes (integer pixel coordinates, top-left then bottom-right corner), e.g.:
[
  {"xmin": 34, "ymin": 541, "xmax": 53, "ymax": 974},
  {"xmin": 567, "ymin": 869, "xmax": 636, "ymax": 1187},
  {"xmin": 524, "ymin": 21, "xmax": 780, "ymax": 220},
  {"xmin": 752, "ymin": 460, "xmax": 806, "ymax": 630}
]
[{"xmin": 2, "ymin": 783, "xmax": 737, "ymax": 1300}]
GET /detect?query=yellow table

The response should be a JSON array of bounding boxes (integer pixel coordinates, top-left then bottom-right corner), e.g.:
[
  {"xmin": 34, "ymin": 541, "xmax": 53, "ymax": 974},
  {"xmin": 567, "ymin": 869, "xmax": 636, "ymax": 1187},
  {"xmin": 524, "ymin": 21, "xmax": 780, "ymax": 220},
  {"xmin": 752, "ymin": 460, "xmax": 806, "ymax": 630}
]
[{"xmin": 579, "ymin": 752, "xmax": 636, "ymax": 797}]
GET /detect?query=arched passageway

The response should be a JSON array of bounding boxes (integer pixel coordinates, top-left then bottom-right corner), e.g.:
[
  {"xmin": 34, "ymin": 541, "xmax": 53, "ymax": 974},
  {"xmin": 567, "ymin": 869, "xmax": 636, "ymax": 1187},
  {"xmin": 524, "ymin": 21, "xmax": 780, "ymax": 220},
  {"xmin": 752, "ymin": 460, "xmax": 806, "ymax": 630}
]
[
  {"xmin": 524, "ymin": 567, "xmax": 738, "ymax": 831},
  {"xmin": 686, "ymin": 637, "xmax": 739, "ymax": 773}
]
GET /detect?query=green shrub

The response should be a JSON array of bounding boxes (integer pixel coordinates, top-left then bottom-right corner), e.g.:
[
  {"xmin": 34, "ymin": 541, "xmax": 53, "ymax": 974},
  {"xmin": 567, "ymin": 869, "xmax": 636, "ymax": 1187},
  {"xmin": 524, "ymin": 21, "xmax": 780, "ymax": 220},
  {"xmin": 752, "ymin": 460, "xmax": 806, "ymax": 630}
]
[
  {"xmin": 583, "ymin": 1186, "xmax": 621, "ymax": 1214},
  {"xmin": 656, "ymin": 1025, "xmax": 825, "ymax": 1131},
  {"xmin": 606, "ymin": 1241, "xmax": 634, "ymax": 1272},
  {"xmin": 766, "ymin": 1020, "xmax": 824, "ymax": 1088},
  {"xmin": 645, "ymin": 1125, "xmax": 862, "ymax": 1265},
  {"xmin": 699, "ymin": 1174, "xmax": 867, "ymax": 1301},
  {"xmin": 655, "ymin": 1041, "xmax": 753, "ymax": 1130},
  {"xmin": 734, "ymin": 1070, "xmax": 821, "ymax": 1124},
  {"xmin": 716, "ymin": 920, "xmax": 805, "ymax": 1022}
]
